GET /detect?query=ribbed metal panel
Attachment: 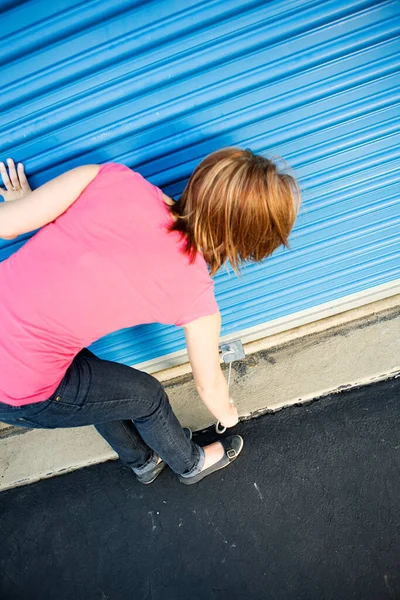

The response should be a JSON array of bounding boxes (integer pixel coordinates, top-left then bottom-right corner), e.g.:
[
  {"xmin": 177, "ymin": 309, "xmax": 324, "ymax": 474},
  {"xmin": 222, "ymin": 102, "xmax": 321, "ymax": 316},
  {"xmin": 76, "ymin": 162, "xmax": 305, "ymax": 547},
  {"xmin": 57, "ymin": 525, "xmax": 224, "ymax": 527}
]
[{"xmin": 1, "ymin": 0, "xmax": 399, "ymax": 367}]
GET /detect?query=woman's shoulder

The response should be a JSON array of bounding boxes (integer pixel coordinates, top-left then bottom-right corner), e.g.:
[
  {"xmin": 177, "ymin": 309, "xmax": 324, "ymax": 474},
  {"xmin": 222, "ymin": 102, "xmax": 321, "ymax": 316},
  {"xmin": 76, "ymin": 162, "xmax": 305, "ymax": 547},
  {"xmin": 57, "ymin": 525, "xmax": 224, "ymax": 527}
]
[{"xmin": 97, "ymin": 162, "xmax": 133, "ymax": 176}]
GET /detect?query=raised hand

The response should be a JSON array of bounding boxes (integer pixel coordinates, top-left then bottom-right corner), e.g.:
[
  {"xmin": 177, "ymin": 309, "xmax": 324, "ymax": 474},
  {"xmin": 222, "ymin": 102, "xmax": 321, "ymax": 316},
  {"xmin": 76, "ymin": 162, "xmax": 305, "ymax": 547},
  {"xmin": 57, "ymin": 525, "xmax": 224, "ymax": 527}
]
[{"xmin": 0, "ymin": 158, "xmax": 32, "ymax": 202}]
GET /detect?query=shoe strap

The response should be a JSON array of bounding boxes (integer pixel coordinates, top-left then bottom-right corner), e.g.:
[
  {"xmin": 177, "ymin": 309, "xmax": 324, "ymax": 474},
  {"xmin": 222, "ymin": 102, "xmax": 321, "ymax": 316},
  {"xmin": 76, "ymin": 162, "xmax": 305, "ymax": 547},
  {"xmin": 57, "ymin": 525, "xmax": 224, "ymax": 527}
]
[{"xmin": 221, "ymin": 437, "xmax": 237, "ymax": 460}]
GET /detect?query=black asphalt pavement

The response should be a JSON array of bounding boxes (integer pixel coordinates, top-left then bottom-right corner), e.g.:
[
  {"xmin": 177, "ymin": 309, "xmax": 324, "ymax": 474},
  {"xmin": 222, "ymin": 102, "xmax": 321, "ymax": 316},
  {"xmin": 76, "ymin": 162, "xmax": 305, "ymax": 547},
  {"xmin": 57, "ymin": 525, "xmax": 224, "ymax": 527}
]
[{"xmin": 1, "ymin": 377, "xmax": 399, "ymax": 600}]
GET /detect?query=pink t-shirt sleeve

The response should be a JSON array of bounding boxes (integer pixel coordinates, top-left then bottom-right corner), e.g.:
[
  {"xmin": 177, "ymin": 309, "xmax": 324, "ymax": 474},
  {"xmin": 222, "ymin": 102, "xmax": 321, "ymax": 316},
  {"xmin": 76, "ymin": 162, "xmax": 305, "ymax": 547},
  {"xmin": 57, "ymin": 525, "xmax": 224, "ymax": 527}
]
[{"xmin": 175, "ymin": 284, "xmax": 219, "ymax": 326}]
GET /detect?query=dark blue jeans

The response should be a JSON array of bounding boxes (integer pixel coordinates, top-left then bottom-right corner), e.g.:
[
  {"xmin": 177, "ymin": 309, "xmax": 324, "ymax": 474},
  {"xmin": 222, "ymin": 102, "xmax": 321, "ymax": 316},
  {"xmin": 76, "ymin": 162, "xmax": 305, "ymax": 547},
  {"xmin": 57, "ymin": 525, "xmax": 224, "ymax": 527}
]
[{"xmin": 0, "ymin": 349, "xmax": 204, "ymax": 476}]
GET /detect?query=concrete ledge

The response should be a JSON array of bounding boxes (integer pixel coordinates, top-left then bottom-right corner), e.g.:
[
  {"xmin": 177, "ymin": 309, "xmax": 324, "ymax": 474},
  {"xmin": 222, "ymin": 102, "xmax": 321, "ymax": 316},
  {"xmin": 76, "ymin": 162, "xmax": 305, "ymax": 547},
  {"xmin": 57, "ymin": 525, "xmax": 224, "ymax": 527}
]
[
  {"xmin": 1, "ymin": 296, "xmax": 399, "ymax": 491},
  {"xmin": 0, "ymin": 428, "xmax": 114, "ymax": 490}
]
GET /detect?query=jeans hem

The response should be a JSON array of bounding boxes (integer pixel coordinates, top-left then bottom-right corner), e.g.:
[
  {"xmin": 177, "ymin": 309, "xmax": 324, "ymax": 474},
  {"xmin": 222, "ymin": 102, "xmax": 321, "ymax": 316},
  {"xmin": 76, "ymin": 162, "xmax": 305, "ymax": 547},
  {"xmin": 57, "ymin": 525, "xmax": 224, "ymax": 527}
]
[
  {"xmin": 131, "ymin": 452, "xmax": 158, "ymax": 474},
  {"xmin": 180, "ymin": 445, "xmax": 205, "ymax": 477}
]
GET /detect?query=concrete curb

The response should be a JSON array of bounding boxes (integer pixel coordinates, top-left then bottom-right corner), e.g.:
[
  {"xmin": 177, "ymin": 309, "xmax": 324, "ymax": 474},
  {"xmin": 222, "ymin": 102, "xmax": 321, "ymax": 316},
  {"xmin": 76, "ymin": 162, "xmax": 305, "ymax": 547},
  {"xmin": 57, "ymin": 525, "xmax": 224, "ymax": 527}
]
[{"xmin": 1, "ymin": 297, "xmax": 399, "ymax": 491}]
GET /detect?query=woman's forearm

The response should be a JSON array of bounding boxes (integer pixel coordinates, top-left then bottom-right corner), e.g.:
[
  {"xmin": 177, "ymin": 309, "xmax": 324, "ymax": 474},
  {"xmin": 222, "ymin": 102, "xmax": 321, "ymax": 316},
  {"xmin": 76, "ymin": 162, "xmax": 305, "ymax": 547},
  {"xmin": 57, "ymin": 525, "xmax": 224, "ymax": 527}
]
[
  {"xmin": 0, "ymin": 164, "xmax": 100, "ymax": 240},
  {"xmin": 197, "ymin": 370, "xmax": 232, "ymax": 423}
]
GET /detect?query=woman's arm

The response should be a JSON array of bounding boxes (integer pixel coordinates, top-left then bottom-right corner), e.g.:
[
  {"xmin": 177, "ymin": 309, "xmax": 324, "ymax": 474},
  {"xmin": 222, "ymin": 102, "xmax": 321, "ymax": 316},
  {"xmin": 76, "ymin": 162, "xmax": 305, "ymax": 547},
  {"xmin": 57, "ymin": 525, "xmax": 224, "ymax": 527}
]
[
  {"xmin": 184, "ymin": 312, "xmax": 239, "ymax": 427},
  {"xmin": 0, "ymin": 159, "xmax": 100, "ymax": 240}
]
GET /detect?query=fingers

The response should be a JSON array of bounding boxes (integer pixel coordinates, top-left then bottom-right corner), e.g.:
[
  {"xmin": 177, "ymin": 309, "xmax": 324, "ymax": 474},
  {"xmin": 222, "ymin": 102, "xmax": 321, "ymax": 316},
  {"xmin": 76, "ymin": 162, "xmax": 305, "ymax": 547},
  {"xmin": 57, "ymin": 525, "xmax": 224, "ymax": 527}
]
[
  {"xmin": 0, "ymin": 159, "xmax": 30, "ymax": 194},
  {"xmin": 17, "ymin": 162, "xmax": 31, "ymax": 192},
  {"xmin": 7, "ymin": 158, "xmax": 20, "ymax": 190},
  {"xmin": 0, "ymin": 161, "xmax": 12, "ymax": 190}
]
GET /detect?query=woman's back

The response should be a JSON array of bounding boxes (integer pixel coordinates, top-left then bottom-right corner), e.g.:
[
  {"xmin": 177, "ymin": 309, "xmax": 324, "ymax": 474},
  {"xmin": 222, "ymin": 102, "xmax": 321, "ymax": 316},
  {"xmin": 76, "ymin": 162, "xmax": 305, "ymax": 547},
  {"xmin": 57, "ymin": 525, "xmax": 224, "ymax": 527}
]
[{"xmin": 0, "ymin": 163, "xmax": 217, "ymax": 406}]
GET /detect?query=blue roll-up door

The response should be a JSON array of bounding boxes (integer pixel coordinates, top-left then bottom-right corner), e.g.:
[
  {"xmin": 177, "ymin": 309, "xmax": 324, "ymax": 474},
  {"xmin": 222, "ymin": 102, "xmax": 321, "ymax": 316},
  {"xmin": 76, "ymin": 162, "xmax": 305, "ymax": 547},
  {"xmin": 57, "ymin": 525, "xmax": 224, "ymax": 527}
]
[{"xmin": 1, "ymin": 0, "xmax": 399, "ymax": 371}]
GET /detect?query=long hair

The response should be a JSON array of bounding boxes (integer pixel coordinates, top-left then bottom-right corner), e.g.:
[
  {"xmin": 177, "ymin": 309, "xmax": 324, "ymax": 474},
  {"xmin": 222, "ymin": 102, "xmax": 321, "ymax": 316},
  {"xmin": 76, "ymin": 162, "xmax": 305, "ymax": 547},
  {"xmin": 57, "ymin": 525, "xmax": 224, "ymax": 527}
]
[{"xmin": 166, "ymin": 147, "xmax": 300, "ymax": 276}]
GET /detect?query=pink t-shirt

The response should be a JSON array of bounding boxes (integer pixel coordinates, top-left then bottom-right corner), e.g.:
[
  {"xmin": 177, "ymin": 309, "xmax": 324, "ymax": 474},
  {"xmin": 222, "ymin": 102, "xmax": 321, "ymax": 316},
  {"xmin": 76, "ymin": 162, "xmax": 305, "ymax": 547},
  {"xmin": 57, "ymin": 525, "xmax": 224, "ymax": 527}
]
[{"xmin": 0, "ymin": 163, "xmax": 218, "ymax": 406}]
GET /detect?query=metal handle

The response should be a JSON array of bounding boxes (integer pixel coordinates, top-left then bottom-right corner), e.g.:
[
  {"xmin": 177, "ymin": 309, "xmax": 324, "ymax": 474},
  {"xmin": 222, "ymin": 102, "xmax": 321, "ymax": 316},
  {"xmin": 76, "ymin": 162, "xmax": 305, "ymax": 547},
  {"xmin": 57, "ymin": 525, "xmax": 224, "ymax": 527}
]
[
  {"xmin": 215, "ymin": 351, "xmax": 235, "ymax": 435},
  {"xmin": 215, "ymin": 421, "xmax": 227, "ymax": 434}
]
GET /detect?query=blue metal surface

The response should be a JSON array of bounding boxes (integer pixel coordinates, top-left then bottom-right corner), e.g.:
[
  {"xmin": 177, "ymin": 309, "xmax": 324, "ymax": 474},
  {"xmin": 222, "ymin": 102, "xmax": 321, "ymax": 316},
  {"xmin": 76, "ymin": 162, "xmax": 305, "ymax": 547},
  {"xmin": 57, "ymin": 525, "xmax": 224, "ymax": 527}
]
[{"xmin": 1, "ymin": 0, "xmax": 399, "ymax": 366}]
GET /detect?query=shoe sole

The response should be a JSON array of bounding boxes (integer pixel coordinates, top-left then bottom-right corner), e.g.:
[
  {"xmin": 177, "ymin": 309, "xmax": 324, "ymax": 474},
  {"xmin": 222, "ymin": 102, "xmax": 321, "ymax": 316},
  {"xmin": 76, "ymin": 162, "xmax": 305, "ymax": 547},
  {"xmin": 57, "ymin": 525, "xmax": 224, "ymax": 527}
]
[{"xmin": 179, "ymin": 435, "xmax": 244, "ymax": 486}]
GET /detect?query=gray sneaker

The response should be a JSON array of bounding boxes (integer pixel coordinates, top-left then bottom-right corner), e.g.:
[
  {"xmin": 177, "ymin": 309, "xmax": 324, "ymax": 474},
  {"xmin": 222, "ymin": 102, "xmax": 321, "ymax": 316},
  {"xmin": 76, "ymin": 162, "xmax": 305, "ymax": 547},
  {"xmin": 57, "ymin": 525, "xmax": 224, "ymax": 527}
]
[
  {"xmin": 135, "ymin": 457, "xmax": 166, "ymax": 485},
  {"xmin": 135, "ymin": 427, "xmax": 193, "ymax": 485}
]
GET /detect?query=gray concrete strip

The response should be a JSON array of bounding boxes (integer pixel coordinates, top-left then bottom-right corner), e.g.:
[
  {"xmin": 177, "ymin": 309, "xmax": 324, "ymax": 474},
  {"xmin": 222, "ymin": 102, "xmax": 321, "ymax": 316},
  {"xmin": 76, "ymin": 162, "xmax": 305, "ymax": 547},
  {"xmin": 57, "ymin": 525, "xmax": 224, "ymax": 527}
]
[
  {"xmin": 0, "ymin": 427, "xmax": 116, "ymax": 491},
  {"xmin": 0, "ymin": 303, "xmax": 399, "ymax": 491}
]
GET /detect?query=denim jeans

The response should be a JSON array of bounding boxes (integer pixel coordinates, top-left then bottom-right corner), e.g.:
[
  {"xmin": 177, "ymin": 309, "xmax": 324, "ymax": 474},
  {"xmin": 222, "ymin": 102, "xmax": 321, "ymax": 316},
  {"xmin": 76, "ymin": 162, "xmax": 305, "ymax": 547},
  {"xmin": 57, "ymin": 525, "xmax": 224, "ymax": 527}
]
[{"xmin": 0, "ymin": 349, "xmax": 205, "ymax": 476}]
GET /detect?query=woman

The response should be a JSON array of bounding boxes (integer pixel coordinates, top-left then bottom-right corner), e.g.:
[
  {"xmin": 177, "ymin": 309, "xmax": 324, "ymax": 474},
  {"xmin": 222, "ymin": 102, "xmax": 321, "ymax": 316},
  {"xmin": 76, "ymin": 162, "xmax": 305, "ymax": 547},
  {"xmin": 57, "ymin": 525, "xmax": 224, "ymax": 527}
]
[{"xmin": 0, "ymin": 149, "xmax": 299, "ymax": 485}]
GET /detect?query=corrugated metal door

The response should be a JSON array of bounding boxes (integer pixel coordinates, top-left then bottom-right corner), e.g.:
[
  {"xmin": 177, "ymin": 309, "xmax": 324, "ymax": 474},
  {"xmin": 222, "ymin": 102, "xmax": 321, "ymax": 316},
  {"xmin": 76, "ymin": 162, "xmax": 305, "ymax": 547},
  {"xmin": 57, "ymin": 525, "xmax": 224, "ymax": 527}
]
[{"xmin": 1, "ymin": 0, "xmax": 399, "ymax": 371}]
